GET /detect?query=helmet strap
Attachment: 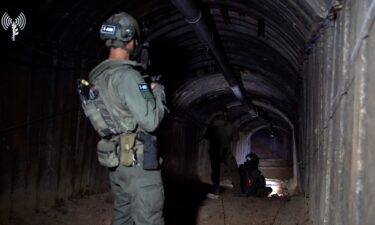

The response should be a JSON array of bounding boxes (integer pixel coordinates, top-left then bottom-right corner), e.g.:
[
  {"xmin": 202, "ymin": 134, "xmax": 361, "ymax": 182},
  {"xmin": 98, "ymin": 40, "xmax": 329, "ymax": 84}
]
[
  {"xmin": 122, "ymin": 45, "xmax": 134, "ymax": 55},
  {"xmin": 122, "ymin": 38, "xmax": 137, "ymax": 55}
]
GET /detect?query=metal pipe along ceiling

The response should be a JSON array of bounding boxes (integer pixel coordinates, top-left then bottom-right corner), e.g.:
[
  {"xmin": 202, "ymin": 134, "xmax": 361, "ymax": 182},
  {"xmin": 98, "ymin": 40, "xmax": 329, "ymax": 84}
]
[{"xmin": 170, "ymin": 0, "xmax": 258, "ymax": 117}]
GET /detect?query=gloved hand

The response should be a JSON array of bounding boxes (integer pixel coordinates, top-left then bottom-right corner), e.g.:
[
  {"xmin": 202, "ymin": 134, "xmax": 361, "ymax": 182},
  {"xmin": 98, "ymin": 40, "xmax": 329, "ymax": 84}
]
[{"xmin": 150, "ymin": 74, "xmax": 162, "ymax": 90}]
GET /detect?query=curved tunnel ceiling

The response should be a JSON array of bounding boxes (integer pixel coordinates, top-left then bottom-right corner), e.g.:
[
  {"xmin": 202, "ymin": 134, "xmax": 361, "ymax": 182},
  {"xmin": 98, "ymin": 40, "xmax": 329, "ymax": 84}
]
[
  {"xmin": 8, "ymin": 0, "xmax": 327, "ymax": 130},
  {"xmin": 172, "ymin": 73, "xmax": 293, "ymax": 131}
]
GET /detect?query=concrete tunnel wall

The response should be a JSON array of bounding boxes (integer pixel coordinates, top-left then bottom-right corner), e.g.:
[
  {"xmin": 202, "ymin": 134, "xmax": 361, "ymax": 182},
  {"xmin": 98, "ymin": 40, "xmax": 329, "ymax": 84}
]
[
  {"xmin": 0, "ymin": 49, "xmax": 109, "ymax": 222},
  {"xmin": 300, "ymin": 0, "xmax": 375, "ymax": 224},
  {"xmin": 1, "ymin": 0, "xmax": 375, "ymax": 224}
]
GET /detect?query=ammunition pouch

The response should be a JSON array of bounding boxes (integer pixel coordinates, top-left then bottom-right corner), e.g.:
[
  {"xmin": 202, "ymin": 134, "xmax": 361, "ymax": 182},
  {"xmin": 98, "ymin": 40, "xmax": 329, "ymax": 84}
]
[
  {"xmin": 137, "ymin": 132, "xmax": 159, "ymax": 170},
  {"xmin": 97, "ymin": 138, "xmax": 120, "ymax": 168},
  {"xmin": 119, "ymin": 133, "xmax": 137, "ymax": 166},
  {"xmin": 96, "ymin": 131, "xmax": 159, "ymax": 169}
]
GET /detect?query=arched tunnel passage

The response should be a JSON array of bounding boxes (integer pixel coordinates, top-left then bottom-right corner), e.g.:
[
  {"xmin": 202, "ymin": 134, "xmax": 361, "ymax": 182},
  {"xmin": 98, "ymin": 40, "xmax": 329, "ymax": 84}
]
[
  {"xmin": 162, "ymin": 72, "xmax": 298, "ymax": 191},
  {"xmin": 1, "ymin": 0, "xmax": 375, "ymax": 225}
]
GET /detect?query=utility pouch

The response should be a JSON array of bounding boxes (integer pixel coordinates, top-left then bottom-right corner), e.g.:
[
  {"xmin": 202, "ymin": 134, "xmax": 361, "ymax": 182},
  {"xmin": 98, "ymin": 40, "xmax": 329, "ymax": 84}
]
[
  {"xmin": 137, "ymin": 132, "xmax": 159, "ymax": 170},
  {"xmin": 120, "ymin": 133, "xmax": 137, "ymax": 166},
  {"xmin": 97, "ymin": 139, "xmax": 120, "ymax": 168}
]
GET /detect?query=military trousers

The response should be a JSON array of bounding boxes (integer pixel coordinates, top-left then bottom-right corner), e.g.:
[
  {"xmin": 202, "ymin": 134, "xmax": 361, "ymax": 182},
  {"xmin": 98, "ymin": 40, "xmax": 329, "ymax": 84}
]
[
  {"xmin": 209, "ymin": 147, "xmax": 241, "ymax": 193},
  {"xmin": 109, "ymin": 155, "xmax": 164, "ymax": 225}
]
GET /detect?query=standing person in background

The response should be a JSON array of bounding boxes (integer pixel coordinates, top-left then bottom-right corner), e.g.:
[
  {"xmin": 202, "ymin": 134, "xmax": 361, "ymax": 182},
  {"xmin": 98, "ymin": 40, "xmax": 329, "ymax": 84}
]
[{"xmin": 204, "ymin": 112, "xmax": 242, "ymax": 198}]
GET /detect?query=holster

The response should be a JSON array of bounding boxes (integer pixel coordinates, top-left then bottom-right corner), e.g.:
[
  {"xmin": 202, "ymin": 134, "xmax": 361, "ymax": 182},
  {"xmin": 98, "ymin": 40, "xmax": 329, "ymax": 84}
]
[
  {"xmin": 137, "ymin": 131, "xmax": 159, "ymax": 170},
  {"xmin": 119, "ymin": 133, "xmax": 137, "ymax": 166}
]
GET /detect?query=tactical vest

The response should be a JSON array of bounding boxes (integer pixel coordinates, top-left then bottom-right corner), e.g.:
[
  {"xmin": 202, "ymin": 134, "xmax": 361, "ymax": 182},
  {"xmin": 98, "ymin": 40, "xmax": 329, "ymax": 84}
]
[{"xmin": 78, "ymin": 59, "xmax": 138, "ymax": 138}]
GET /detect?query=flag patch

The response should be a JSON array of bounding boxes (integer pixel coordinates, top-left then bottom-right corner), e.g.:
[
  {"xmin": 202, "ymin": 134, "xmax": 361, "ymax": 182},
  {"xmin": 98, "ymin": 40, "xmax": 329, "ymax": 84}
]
[
  {"xmin": 138, "ymin": 83, "xmax": 153, "ymax": 100},
  {"xmin": 138, "ymin": 83, "xmax": 148, "ymax": 91}
]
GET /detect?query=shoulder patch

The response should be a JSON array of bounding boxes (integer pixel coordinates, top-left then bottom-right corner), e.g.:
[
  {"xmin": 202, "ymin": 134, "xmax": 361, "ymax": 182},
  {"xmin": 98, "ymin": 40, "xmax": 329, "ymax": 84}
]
[
  {"xmin": 138, "ymin": 83, "xmax": 149, "ymax": 92},
  {"xmin": 138, "ymin": 83, "xmax": 154, "ymax": 100}
]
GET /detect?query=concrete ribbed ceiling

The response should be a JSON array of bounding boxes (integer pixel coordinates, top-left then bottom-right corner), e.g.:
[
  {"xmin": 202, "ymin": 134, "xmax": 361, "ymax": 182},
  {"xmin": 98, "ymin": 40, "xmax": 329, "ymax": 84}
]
[{"xmin": 6, "ymin": 0, "xmax": 327, "ymax": 130}]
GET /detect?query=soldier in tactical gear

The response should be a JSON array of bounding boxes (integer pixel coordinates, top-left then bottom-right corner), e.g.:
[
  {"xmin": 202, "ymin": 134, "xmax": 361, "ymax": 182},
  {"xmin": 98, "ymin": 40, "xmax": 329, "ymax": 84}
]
[{"xmin": 88, "ymin": 12, "xmax": 166, "ymax": 225}]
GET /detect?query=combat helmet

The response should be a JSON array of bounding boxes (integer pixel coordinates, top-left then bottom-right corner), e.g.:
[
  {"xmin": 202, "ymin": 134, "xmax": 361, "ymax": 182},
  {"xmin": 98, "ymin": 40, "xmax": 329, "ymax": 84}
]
[
  {"xmin": 100, "ymin": 12, "xmax": 141, "ymax": 52},
  {"xmin": 245, "ymin": 152, "xmax": 260, "ymax": 168}
]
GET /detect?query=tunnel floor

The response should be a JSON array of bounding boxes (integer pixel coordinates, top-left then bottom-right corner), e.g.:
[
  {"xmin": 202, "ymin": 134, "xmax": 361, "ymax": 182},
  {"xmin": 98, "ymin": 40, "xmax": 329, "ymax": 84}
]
[{"xmin": 8, "ymin": 186, "xmax": 312, "ymax": 225}]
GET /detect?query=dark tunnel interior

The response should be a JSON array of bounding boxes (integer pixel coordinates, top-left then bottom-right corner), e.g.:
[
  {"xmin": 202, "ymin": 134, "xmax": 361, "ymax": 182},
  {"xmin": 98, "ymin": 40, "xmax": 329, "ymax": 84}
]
[{"xmin": 1, "ymin": 0, "xmax": 375, "ymax": 224}]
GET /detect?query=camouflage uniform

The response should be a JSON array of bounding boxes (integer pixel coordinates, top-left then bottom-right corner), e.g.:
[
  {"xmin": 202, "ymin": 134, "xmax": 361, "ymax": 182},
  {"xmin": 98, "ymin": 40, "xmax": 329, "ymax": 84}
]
[{"xmin": 89, "ymin": 58, "xmax": 166, "ymax": 225}]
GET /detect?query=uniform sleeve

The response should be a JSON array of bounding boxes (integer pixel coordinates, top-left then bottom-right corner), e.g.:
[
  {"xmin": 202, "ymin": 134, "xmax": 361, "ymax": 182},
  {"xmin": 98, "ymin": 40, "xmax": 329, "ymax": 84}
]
[{"xmin": 111, "ymin": 68, "xmax": 165, "ymax": 132}]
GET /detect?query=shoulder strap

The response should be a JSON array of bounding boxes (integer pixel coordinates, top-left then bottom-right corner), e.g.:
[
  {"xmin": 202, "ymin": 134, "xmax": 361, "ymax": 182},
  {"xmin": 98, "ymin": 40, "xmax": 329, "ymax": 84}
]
[
  {"xmin": 90, "ymin": 60, "xmax": 134, "ymax": 110},
  {"xmin": 106, "ymin": 66, "xmax": 132, "ymax": 110}
]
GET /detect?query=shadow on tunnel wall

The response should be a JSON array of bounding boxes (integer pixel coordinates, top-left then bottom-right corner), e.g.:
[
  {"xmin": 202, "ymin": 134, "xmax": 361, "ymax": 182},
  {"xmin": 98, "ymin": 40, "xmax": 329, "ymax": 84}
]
[
  {"xmin": 162, "ymin": 170, "xmax": 210, "ymax": 225},
  {"xmin": 149, "ymin": 39, "xmax": 191, "ymax": 92},
  {"xmin": 0, "ymin": 51, "xmax": 109, "ymax": 223},
  {"xmin": 158, "ymin": 117, "xmax": 210, "ymax": 225}
]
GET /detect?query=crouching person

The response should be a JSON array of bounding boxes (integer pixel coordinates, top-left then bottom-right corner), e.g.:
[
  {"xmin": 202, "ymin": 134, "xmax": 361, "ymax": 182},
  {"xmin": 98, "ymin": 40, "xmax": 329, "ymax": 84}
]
[{"xmin": 239, "ymin": 153, "xmax": 272, "ymax": 197}]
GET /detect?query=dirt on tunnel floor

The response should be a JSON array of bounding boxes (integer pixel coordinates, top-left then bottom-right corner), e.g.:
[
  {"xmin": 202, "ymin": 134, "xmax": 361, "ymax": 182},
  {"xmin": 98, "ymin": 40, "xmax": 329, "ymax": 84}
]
[
  {"xmin": 7, "ymin": 186, "xmax": 312, "ymax": 225},
  {"xmin": 197, "ymin": 191, "xmax": 312, "ymax": 225}
]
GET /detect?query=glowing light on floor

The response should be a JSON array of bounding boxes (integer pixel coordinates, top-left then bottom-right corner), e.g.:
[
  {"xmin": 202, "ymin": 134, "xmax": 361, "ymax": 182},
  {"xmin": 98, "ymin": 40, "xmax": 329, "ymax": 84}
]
[{"xmin": 266, "ymin": 178, "xmax": 288, "ymax": 196}]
